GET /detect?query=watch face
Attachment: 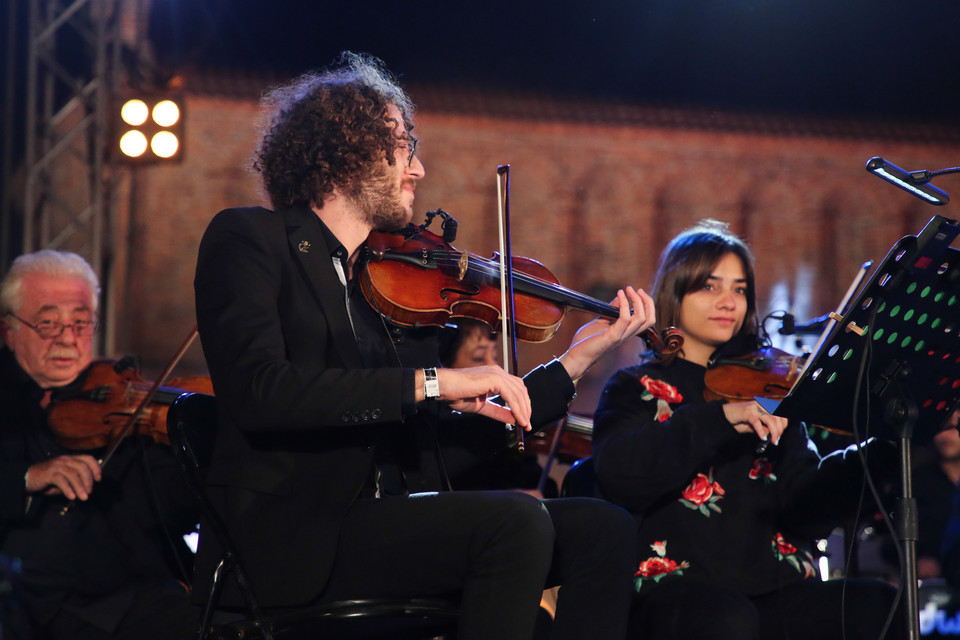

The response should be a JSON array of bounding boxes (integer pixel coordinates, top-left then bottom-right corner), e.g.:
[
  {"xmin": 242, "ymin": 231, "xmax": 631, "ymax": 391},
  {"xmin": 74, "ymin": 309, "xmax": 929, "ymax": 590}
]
[{"xmin": 425, "ymin": 368, "xmax": 440, "ymax": 398}]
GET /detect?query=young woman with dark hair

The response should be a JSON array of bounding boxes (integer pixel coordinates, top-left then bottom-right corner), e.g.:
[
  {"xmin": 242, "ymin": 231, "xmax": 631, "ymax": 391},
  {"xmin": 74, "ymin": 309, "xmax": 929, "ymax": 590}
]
[{"xmin": 593, "ymin": 219, "xmax": 903, "ymax": 640}]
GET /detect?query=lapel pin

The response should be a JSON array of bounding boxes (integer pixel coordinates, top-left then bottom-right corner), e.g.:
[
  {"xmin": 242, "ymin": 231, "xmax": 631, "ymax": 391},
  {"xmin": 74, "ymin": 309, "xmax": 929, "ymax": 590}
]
[{"xmin": 298, "ymin": 240, "xmax": 311, "ymax": 253}]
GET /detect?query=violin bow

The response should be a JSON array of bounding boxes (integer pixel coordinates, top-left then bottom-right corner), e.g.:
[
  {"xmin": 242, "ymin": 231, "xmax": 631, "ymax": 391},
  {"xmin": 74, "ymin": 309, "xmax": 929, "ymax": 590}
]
[
  {"xmin": 60, "ymin": 325, "xmax": 200, "ymax": 515},
  {"xmin": 496, "ymin": 164, "xmax": 524, "ymax": 451},
  {"xmin": 97, "ymin": 325, "xmax": 200, "ymax": 468}
]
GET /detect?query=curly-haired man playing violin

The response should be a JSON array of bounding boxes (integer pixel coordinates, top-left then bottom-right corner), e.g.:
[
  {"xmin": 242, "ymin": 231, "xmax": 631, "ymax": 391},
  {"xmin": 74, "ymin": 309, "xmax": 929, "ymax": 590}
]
[{"xmin": 193, "ymin": 51, "xmax": 655, "ymax": 640}]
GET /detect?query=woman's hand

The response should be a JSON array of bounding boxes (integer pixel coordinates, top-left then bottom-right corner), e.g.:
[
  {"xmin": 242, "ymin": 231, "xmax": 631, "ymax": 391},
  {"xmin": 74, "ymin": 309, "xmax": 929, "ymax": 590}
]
[
  {"xmin": 722, "ymin": 400, "xmax": 789, "ymax": 445},
  {"xmin": 559, "ymin": 286, "xmax": 656, "ymax": 382}
]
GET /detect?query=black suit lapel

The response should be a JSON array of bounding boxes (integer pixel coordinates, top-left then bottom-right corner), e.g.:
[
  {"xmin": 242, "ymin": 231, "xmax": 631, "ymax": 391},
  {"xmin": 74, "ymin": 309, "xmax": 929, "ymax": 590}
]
[{"xmin": 282, "ymin": 208, "xmax": 364, "ymax": 369}]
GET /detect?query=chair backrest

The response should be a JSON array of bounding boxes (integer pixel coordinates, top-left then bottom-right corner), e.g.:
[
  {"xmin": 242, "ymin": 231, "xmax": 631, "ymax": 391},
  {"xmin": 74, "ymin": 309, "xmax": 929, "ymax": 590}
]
[
  {"xmin": 168, "ymin": 392, "xmax": 218, "ymax": 481},
  {"xmin": 167, "ymin": 392, "xmax": 239, "ymax": 569},
  {"xmin": 167, "ymin": 392, "xmax": 277, "ymax": 640},
  {"xmin": 560, "ymin": 456, "xmax": 598, "ymax": 498}
]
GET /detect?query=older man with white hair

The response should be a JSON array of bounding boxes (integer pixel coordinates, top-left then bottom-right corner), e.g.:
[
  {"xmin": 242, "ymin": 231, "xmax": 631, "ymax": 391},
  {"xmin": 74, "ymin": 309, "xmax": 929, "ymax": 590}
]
[{"xmin": 0, "ymin": 250, "xmax": 199, "ymax": 640}]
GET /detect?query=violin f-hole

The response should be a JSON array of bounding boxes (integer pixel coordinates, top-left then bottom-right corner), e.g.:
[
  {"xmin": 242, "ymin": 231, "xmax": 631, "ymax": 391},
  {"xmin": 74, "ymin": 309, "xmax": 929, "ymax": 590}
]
[{"xmin": 439, "ymin": 284, "xmax": 481, "ymax": 301}]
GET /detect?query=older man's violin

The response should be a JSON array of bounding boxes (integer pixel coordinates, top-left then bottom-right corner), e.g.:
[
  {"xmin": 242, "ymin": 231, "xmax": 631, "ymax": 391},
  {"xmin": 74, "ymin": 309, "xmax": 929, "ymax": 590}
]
[
  {"xmin": 47, "ymin": 326, "xmax": 208, "ymax": 462},
  {"xmin": 46, "ymin": 358, "xmax": 212, "ymax": 451}
]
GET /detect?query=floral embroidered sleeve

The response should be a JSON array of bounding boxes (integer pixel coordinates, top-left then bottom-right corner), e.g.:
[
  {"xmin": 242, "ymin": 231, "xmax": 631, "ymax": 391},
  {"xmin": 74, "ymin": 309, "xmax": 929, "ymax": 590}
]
[{"xmin": 592, "ymin": 365, "xmax": 744, "ymax": 514}]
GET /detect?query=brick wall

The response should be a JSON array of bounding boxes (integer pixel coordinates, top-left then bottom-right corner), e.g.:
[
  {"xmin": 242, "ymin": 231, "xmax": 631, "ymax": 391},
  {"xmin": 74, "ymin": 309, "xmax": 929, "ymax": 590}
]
[{"xmin": 110, "ymin": 90, "xmax": 959, "ymax": 413}]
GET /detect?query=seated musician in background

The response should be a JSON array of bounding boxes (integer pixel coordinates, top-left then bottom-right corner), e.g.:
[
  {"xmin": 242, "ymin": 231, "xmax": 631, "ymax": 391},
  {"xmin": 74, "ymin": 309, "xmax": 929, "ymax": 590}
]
[
  {"xmin": 438, "ymin": 318, "xmax": 557, "ymax": 497},
  {"xmin": 871, "ymin": 411, "xmax": 960, "ymax": 581},
  {"xmin": 912, "ymin": 420, "xmax": 960, "ymax": 579},
  {"xmin": 440, "ymin": 317, "xmax": 499, "ymax": 370},
  {"xmin": 933, "ymin": 411, "xmax": 960, "ymax": 589},
  {"xmin": 592, "ymin": 220, "xmax": 904, "ymax": 640},
  {"xmin": 0, "ymin": 250, "xmax": 199, "ymax": 640},
  {"xmin": 193, "ymin": 51, "xmax": 653, "ymax": 640}
]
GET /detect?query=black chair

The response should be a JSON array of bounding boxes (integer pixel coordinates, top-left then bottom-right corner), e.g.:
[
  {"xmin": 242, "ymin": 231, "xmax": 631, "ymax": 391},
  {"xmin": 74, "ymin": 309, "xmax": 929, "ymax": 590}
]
[
  {"xmin": 560, "ymin": 456, "xmax": 598, "ymax": 498},
  {"xmin": 167, "ymin": 392, "xmax": 460, "ymax": 640}
]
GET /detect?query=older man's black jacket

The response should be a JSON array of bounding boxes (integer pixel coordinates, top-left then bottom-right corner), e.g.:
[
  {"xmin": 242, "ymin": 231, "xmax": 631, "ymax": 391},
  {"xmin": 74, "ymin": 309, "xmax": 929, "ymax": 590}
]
[{"xmin": 0, "ymin": 347, "xmax": 198, "ymax": 633}]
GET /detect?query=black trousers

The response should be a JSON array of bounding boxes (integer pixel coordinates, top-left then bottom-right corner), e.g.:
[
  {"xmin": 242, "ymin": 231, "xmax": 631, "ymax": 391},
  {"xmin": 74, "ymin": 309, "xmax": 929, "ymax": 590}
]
[
  {"xmin": 32, "ymin": 581, "xmax": 198, "ymax": 640},
  {"xmin": 321, "ymin": 491, "xmax": 636, "ymax": 640},
  {"xmin": 629, "ymin": 576, "xmax": 905, "ymax": 640}
]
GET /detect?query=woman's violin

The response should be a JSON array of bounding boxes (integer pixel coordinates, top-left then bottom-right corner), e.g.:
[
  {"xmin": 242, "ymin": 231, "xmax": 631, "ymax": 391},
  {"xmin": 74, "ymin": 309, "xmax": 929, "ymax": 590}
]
[
  {"xmin": 703, "ymin": 345, "xmax": 804, "ymax": 403},
  {"xmin": 47, "ymin": 357, "xmax": 213, "ymax": 451},
  {"xmin": 358, "ymin": 222, "xmax": 683, "ymax": 358}
]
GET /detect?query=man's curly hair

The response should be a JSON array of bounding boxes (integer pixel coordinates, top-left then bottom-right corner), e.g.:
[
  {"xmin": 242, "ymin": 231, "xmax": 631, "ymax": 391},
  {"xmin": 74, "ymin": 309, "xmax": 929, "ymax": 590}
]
[{"xmin": 253, "ymin": 52, "xmax": 415, "ymax": 210}]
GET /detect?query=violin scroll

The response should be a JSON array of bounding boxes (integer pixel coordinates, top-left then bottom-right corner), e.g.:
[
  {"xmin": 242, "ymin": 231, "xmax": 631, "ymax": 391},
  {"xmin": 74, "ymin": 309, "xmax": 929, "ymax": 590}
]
[{"xmin": 641, "ymin": 327, "xmax": 684, "ymax": 360}]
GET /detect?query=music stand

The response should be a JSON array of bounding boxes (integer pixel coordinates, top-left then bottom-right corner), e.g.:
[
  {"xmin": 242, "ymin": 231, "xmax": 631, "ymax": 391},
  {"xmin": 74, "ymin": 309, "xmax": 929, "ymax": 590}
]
[{"xmin": 772, "ymin": 215, "xmax": 960, "ymax": 640}]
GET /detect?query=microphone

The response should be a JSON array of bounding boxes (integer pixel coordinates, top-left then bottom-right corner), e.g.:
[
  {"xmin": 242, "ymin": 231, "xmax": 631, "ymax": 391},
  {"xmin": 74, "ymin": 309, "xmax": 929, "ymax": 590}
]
[
  {"xmin": 441, "ymin": 215, "xmax": 458, "ymax": 244},
  {"xmin": 778, "ymin": 312, "xmax": 831, "ymax": 336}
]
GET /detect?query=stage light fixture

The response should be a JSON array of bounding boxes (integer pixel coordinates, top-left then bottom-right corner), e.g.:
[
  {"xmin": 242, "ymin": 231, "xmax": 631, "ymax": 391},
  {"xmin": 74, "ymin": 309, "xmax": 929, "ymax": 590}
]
[
  {"xmin": 120, "ymin": 99, "xmax": 149, "ymax": 126},
  {"xmin": 151, "ymin": 131, "xmax": 179, "ymax": 158},
  {"xmin": 116, "ymin": 96, "xmax": 184, "ymax": 162},
  {"xmin": 118, "ymin": 130, "xmax": 148, "ymax": 158},
  {"xmin": 153, "ymin": 100, "xmax": 180, "ymax": 127}
]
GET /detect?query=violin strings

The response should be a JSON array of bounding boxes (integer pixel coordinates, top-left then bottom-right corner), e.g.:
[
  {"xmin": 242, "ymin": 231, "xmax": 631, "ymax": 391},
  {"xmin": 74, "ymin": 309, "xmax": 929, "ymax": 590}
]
[{"xmin": 415, "ymin": 249, "xmax": 616, "ymax": 316}]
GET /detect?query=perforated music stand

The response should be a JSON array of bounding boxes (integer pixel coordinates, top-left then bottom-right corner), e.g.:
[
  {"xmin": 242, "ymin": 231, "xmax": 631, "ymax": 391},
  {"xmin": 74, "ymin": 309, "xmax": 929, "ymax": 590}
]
[{"xmin": 772, "ymin": 214, "xmax": 960, "ymax": 640}]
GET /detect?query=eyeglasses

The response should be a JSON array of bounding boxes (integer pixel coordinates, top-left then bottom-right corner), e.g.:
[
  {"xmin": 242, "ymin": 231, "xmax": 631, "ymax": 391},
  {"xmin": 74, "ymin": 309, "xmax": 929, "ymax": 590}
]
[
  {"xmin": 398, "ymin": 136, "xmax": 418, "ymax": 167},
  {"xmin": 6, "ymin": 313, "xmax": 99, "ymax": 339}
]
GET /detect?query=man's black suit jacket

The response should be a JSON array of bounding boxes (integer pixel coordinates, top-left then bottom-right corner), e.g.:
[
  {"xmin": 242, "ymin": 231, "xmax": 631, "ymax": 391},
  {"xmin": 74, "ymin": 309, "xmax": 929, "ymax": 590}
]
[{"xmin": 194, "ymin": 206, "xmax": 574, "ymax": 607}]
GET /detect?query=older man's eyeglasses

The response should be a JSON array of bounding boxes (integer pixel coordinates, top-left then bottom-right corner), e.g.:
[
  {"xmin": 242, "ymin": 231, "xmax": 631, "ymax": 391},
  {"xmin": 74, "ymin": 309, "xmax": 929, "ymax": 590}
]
[
  {"xmin": 398, "ymin": 136, "xmax": 418, "ymax": 167},
  {"xmin": 6, "ymin": 313, "xmax": 100, "ymax": 339}
]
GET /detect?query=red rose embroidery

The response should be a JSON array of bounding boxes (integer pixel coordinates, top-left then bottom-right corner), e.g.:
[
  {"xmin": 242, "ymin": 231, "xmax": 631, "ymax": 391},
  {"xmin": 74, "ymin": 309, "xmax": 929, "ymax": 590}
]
[
  {"xmin": 634, "ymin": 540, "xmax": 690, "ymax": 592},
  {"xmin": 773, "ymin": 532, "xmax": 797, "ymax": 556},
  {"xmin": 639, "ymin": 376, "xmax": 683, "ymax": 403},
  {"xmin": 637, "ymin": 377, "xmax": 682, "ymax": 422},
  {"xmin": 679, "ymin": 469, "xmax": 725, "ymax": 516},
  {"xmin": 654, "ymin": 400, "xmax": 673, "ymax": 422},
  {"xmin": 771, "ymin": 532, "xmax": 814, "ymax": 576},
  {"xmin": 636, "ymin": 556, "xmax": 679, "ymax": 578},
  {"xmin": 748, "ymin": 458, "xmax": 777, "ymax": 482},
  {"xmin": 681, "ymin": 474, "xmax": 714, "ymax": 505}
]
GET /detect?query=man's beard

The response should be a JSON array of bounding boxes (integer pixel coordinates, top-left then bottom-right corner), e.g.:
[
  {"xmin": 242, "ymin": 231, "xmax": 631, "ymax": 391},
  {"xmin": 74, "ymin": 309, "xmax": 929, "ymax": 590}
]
[{"xmin": 345, "ymin": 161, "xmax": 411, "ymax": 232}]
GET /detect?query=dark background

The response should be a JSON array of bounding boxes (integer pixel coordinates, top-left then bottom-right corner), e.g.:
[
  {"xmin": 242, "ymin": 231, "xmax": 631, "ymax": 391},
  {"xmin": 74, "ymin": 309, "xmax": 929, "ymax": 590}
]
[
  {"xmin": 4, "ymin": 0, "xmax": 959, "ymax": 157},
  {"xmin": 144, "ymin": 0, "xmax": 960, "ymax": 120}
]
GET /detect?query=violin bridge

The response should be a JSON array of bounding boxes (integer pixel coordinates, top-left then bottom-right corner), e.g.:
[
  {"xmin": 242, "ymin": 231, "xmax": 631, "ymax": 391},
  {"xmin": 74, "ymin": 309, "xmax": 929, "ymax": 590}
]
[{"xmin": 458, "ymin": 252, "xmax": 469, "ymax": 281}]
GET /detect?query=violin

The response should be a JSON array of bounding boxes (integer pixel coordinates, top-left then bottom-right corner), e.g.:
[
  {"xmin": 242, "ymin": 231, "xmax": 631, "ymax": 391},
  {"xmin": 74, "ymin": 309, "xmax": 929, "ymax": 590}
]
[
  {"xmin": 47, "ymin": 358, "xmax": 212, "ymax": 451},
  {"xmin": 359, "ymin": 225, "xmax": 683, "ymax": 357},
  {"xmin": 703, "ymin": 346, "xmax": 804, "ymax": 403},
  {"xmin": 702, "ymin": 345, "xmax": 857, "ymax": 441}
]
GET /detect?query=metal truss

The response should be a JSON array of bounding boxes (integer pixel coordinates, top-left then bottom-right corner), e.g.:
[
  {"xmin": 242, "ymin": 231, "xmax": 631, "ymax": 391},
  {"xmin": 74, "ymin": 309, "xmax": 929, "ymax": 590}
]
[{"xmin": 19, "ymin": 0, "xmax": 120, "ymax": 276}]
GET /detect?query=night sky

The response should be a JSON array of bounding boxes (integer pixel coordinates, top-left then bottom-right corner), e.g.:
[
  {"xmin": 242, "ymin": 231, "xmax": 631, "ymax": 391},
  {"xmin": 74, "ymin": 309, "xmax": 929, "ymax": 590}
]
[{"xmin": 145, "ymin": 0, "xmax": 960, "ymax": 121}]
